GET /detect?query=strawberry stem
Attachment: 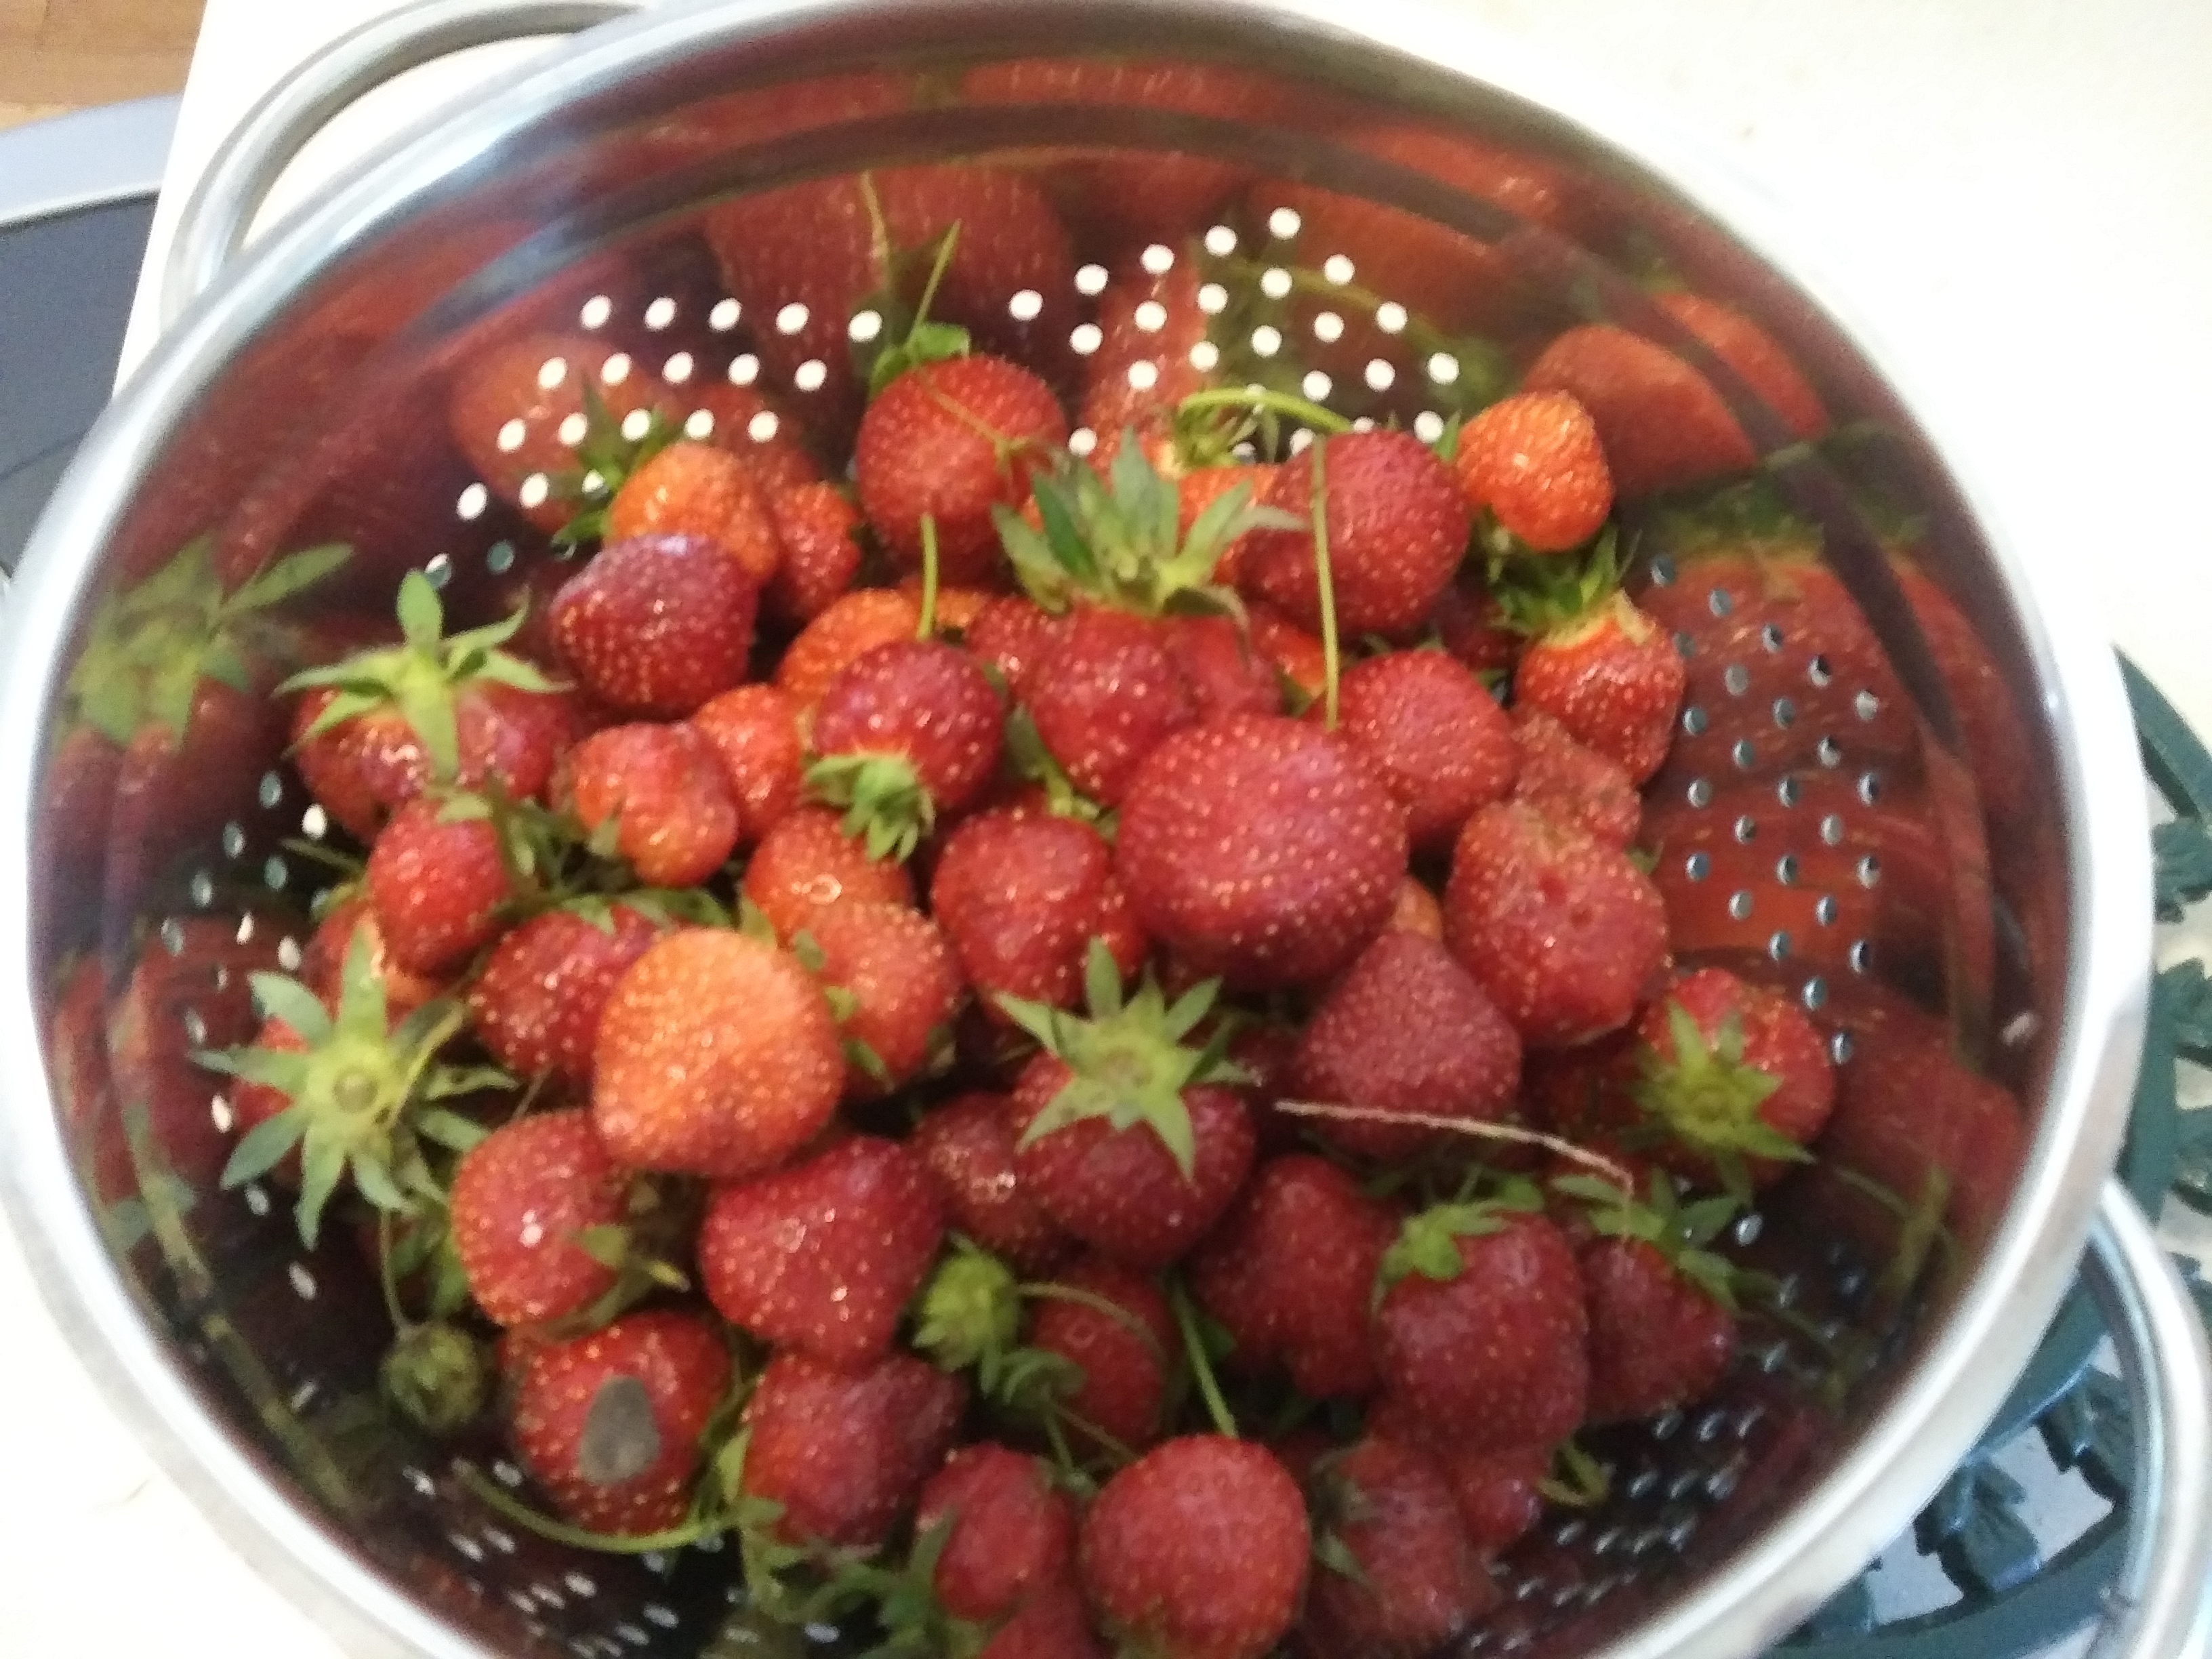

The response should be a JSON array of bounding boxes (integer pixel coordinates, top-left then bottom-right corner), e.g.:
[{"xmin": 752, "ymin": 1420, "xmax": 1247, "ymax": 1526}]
[
  {"xmin": 1018, "ymin": 1281, "xmax": 1168, "ymax": 1364},
  {"xmin": 457, "ymin": 1462, "xmax": 729, "ymax": 1555},
  {"xmin": 1309, "ymin": 437, "xmax": 1341, "ymax": 729},
  {"xmin": 916, "ymin": 514, "xmax": 941, "ymax": 642},
  {"xmin": 1166, "ymin": 1277, "xmax": 1238, "ymax": 1440},
  {"xmin": 1177, "ymin": 386, "xmax": 1355, "ymax": 437},
  {"xmin": 1275, "ymin": 1099, "xmax": 1639, "ymax": 1188},
  {"xmin": 376, "ymin": 1209, "xmax": 409, "ymax": 1330}
]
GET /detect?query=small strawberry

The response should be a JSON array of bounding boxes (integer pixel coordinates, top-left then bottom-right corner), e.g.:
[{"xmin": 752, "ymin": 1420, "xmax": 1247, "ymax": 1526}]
[
  {"xmin": 1240, "ymin": 429, "xmax": 1469, "ymax": 638},
  {"xmin": 1373, "ymin": 1203, "xmax": 1589, "ymax": 1454},
  {"xmin": 550, "ymin": 533, "xmax": 759, "ymax": 717},
  {"xmin": 602, "ymin": 439, "xmax": 782, "ymax": 586},
  {"xmin": 1080, "ymin": 1436, "xmax": 1309, "ymax": 1659},
  {"xmin": 447, "ymin": 333, "xmax": 668, "ymax": 531},
  {"xmin": 689, "ymin": 683, "xmax": 806, "ymax": 844},
  {"xmin": 365, "ymin": 798, "xmax": 514, "ymax": 976},
  {"xmin": 1443, "ymin": 802, "xmax": 1668, "ymax": 1049},
  {"xmin": 1336, "ymin": 649, "xmax": 1518, "ymax": 851},
  {"xmin": 912, "ymin": 1093, "xmax": 1074, "ymax": 1276},
  {"xmin": 1431, "ymin": 573, "xmax": 1521, "ymax": 682},
  {"xmin": 739, "ymin": 1349, "xmax": 967, "ymax": 1551},
  {"xmin": 699, "ymin": 1136, "xmax": 944, "ymax": 1367},
  {"xmin": 929, "ymin": 808, "xmax": 1147, "ymax": 1018},
  {"xmin": 1454, "ymin": 389, "xmax": 1614, "ymax": 555},
  {"xmin": 1301, "ymin": 1437, "xmax": 1496, "ymax": 1657},
  {"xmin": 1028, "ymin": 1256, "xmax": 1179, "ymax": 1456},
  {"xmin": 1290, "ymin": 931, "xmax": 1521, "ymax": 1162},
  {"xmin": 591, "ymin": 929, "xmax": 843, "ymax": 1179},
  {"xmin": 1435, "ymin": 1441, "xmax": 1550, "ymax": 1556},
  {"xmin": 1187, "ymin": 1153, "xmax": 1397, "ymax": 1399},
  {"xmin": 466, "ymin": 903, "xmax": 661, "ymax": 1088},
  {"xmin": 1001, "ymin": 951, "xmax": 1255, "ymax": 1270},
  {"xmin": 915, "ymin": 1444, "xmax": 1078, "ymax": 1622},
  {"xmin": 1117, "ymin": 714, "xmax": 1407, "ymax": 991},
  {"xmin": 566, "ymin": 722, "xmax": 741, "ymax": 888},
  {"xmin": 857, "ymin": 354, "xmax": 1069, "ymax": 583},
  {"xmin": 799, "ymin": 900, "xmax": 964, "ymax": 1096},
  {"xmin": 1509, "ymin": 705, "xmax": 1640, "ymax": 848},
  {"xmin": 741, "ymin": 806, "xmax": 917, "ymax": 942},
  {"xmin": 1511, "ymin": 586, "xmax": 1685, "ymax": 785},
  {"xmin": 808, "ymin": 638, "xmax": 1006, "ymax": 860},
  {"xmin": 1027, "ymin": 607, "xmax": 1200, "ymax": 806},
  {"xmin": 776, "ymin": 588, "xmax": 924, "ymax": 710},
  {"xmin": 979, "ymin": 1580, "xmax": 1106, "ymax": 1659},
  {"xmin": 765, "ymin": 482, "xmax": 866, "ymax": 624},
  {"xmin": 449, "ymin": 1109, "xmax": 634, "ymax": 1327}
]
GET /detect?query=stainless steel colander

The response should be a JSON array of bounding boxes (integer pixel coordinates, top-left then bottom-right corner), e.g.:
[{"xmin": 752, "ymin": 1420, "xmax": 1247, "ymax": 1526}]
[{"xmin": 1, "ymin": 2, "xmax": 2205, "ymax": 1656}]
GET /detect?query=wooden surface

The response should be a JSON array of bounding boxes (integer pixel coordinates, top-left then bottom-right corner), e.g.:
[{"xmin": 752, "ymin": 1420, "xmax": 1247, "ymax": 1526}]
[{"xmin": 0, "ymin": 0, "xmax": 205, "ymax": 127}]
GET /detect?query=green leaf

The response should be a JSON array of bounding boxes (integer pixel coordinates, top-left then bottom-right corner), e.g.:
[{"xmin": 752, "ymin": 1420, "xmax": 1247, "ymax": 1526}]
[
  {"xmin": 1082, "ymin": 939, "xmax": 1125, "ymax": 1021},
  {"xmin": 295, "ymin": 1128, "xmax": 350, "ymax": 1247},
  {"xmin": 227, "ymin": 544, "xmax": 352, "ymax": 614},
  {"xmin": 470, "ymin": 653, "xmax": 563, "ymax": 695},
  {"xmin": 350, "ymin": 1151, "xmax": 412, "ymax": 1214},
  {"xmin": 220, "ymin": 1105, "xmax": 308, "ymax": 1189},
  {"xmin": 392, "ymin": 678, "xmax": 461, "ymax": 783},
  {"xmin": 248, "ymin": 972, "xmax": 334, "ymax": 1046},
  {"xmin": 415, "ymin": 1107, "xmax": 491, "ymax": 1151}
]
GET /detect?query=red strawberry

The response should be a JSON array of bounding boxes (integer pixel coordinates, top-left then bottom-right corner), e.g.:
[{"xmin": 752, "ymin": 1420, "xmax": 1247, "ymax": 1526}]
[
  {"xmin": 1336, "ymin": 650, "xmax": 1518, "ymax": 851},
  {"xmin": 1374, "ymin": 1206, "xmax": 1589, "ymax": 1453},
  {"xmin": 1161, "ymin": 613, "xmax": 1282, "ymax": 721},
  {"xmin": 1240, "ymin": 430, "xmax": 1470, "ymax": 637},
  {"xmin": 1431, "ymin": 574, "xmax": 1521, "ymax": 681},
  {"xmin": 567, "ymin": 722, "xmax": 741, "ymax": 888},
  {"xmin": 1454, "ymin": 390, "xmax": 1614, "ymax": 554},
  {"xmin": 741, "ymin": 806, "xmax": 917, "ymax": 942},
  {"xmin": 915, "ymin": 1444, "xmax": 1078, "ymax": 1622},
  {"xmin": 1581, "ymin": 1235, "xmax": 1737, "ymax": 1423},
  {"xmin": 1390, "ymin": 877, "xmax": 1445, "ymax": 940},
  {"xmin": 740, "ymin": 1349, "xmax": 966, "ymax": 1551},
  {"xmin": 505, "ymin": 1309, "xmax": 731, "ymax": 1535},
  {"xmin": 1027, "ymin": 607, "xmax": 1201, "ymax": 806},
  {"xmin": 447, "ymin": 333, "xmax": 668, "ymax": 531},
  {"xmin": 964, "ymin": 595, "xmax": 1067, "ymax": 697},
  {"xmin": 1080, "ymin": 1437, "xmax": 1309, "ymax": 1659},
  {"xmin": 1510, "ymin": 705, "xmax": 1640, "ymax": 848},
  {"xmin": 605, "ymin": 439, "xmax": 782, "ymax": 587},
  {"xmin": 856, "ymin": 355, "xmax": 1069, "ymax": 583},
  {"xmin": 1514, "ymin": 589, "xmax": 1685, "ymax": 784},
  {"xmin": 776, "ymin": 588, "xmax": 923, "ymax": 710},
  {"xmin": 809, "ymin": 638, "xmax": 1007, "ymax": 859},
  {"xmin": 800, "ymin": 900, "xmax": 964, "ymax": 1097},
  {"xmin": 592, "ymin": 930, "xmax": 842, "ymax": 1178},
  {"xmin": 450, "ymin": 1109, "xmax": 630, "ymax": 1327},
  {"xmin": 1029, "ymin": 1257, "xmax": 1177, "ymax": 1456},
  {"xmin": 549, "ymin": 533, "xmax": 758, "ymax": 717},
  {"xmin": 468, "ymin": 903, "xmax": 661, "ymax": 1086},
  {"xmin": 1187, "ymin": 1153, "xmax": 1397, "ymax": 1399},
  {"xmin": 1117, "ymin": 714, "xmax": 1407, "ymax": 991},
  {"xmin": 765, "ymin": 482, "xmax": 865, "ymax": 623},
  {"xmin": 1361, "ymin": 1396, "xmax": 1553, "ymax": 1553},
  {"xmin": 690, "ymin": 683, "xmax": 805, "ymax": 844},
  {"xmin": 1301, "ymin": 1437, "xmax": 1496, "ymax": 1657},
  {"xmin": 1290, "ymin": 930, "xmax": 1521, "ymax": 1162},
  {"xmin": 365, "ymin": 798, "xmax": 512, "ymax": 975},
  {"xmin": 304, "ymin": 897, "xmax": 443, "ymax": 1019},
  {"xmin": 699, "ymin": 1136, "xmax": 944, "ymax": 1366},
  {"xmin": 912, "ymin": 1093, "xmax": 1074, "ymax": 1276},
  {"xmin": 1246, "ymin": 602, "xmax": 1330, "ymax": 701},
  {"xmin": 979, "ymin": 1580, "xmax": 1106, "ymax": 1659},
  {"xmin": 930, "ymin": 808, "xmax": 1147, "ymax": 1017},
  {"xmin": 1443, "ymin": 802, "xmax": 1668, "ymax": 1048}
]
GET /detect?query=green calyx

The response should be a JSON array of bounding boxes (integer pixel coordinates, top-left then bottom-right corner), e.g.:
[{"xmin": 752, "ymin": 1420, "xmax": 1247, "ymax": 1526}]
[
  {"xmin": 806, "ymin": 752, "xmax": 935, "ymax": 864},
  {"xmin": 1488, "ymin": 525, "xmax": 1626, "ymax": 638},
  {"xmin": 281, "ymin": 570, "xmax": 560, "ymax": 783},
  {"xmin": 551, "ymin": 380, "xmax": 678, "ymax": 548},
  {"xmin": 997, "ymin": 941, "xmax": 1250, "ymax": 1182},
  {"xmin": 1374, "ymin": 1179, "xmax": 1543, "ymax": 1305},
  {"xmin": 1551, "ymin": 1168, "xmax": 1746, "ymax": 1313},
  {"xmin": 64, "ymin": 537, "xmax": 352, "ymax": 748},
  {"xmin": 912, "ymin": 1242, "xmax": 1023, "ymax": 1376},
  {"xmin": 197, "ymin": 930, "xmax": 508, "ymax": 1246},
  {"xmin": 380, "ymin": 1322, "xmax": 489, "ymax": 1436},
  {"xmin": 1629, "ymin": 1000, "xmax": 1811, "ymax": 1200}
]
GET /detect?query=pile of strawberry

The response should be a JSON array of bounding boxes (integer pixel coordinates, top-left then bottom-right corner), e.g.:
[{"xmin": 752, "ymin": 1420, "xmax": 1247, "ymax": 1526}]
[{"xmin": 185, "ymin": 144, "xmax": 1957, "ymax": 1659}]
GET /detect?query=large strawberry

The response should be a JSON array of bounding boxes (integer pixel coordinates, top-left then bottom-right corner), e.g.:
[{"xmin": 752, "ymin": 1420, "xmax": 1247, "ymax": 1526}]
[
  {"xmin": 565, "ymin": 722, "xmax": 741, "ymax": 888},
  {"xmin": 1336, "ymin": 649, "xmax": 1519, "ymax": 851},
  {"xmin": 1300, "ymin": 1437, "xmax": 1496, "ymax": 1657},
  {"xmin": 808, "ymin": 638, "xmax": 1007, "ymax": 861},
  {"xmin": 741, "ymin": 806, "xmax": 918, "ymax": 942},
  {"xmin": 912, "ymin": 1093, "xmax": 1073, "ymax": 1276},
  {"xmin": 549, "ymin": 533, "xmax": 758, "ymax": 716}
]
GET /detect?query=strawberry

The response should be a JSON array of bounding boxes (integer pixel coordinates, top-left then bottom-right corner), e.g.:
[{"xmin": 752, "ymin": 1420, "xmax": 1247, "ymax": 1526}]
[
  {"xmin": 1454, "ymin": 389, "xmax": 1614, "ymax": 554},
  {"xmin": 466, "ymin": 903, "xmax": 661, "ymax": 1086},
  {"xmin": 765, "ymin": 482, "xmax": 865, "ymax": 624},
  {"xmin": 1027, "ymin": 608, "xmax": 1201, "ymax": 806},
  {"xmin": 930, "ymin": 808, "xmax": 1147, "ymax": 1018},
  {"xmin": 1580, "ymin": 1235, "xmax": 1737, "ymax": 1424},
  {"xmin": 1160, "ymin": 614, "xmax": 1282, "ymax": 721},
  {"xmin": 566, "ymin": 722, "xmax": 741, "ymax": 888},
  {"xmin": 1027, "ymin": 1256, "xmax": 1178, "ymax": 1455},
  {"xmin": 964, "ymin": 595, "xmax": 1067, "ymax": 697},
  {"xmin": 1079, "ymin": 1437, "xmax": 1309, "ymax": 1659},
  {"xmin": 1435, "ymin": 1441, "xmax": 1549, "ymax": 1555},
  {"xmin": 1240, "ymin": 429, "xmax": 1470, "ymax": 638},
  {"xmin": 1117, "ymin": 714, "xmax": 1407, "ymax": 991},
  {"xmin": 365, "ymin": 798, "xmax": 513, "ymax": 975},
  {"xmin": 1002, "ymin": 951, "xmax": 1256, "ymax": 1269},
  {"xmin": 504, "ymin": 1308, "xmax": 731, "ymax": 1536},
  {"xmin": 1187, "ymin": 1153, "xmax": 1397, "ymax": 1399},
  {"xmin": 739, "ymin": 1349, "xmax": 966, "ymax": 1551},
  {"xmin": 304, "ymin": 897, "xmax": 443, "ymax": 1020},
  {"xmin": 1512, "ymin": 586, "xmax": 1685, "ymax": 785},
  {"xmin": 1628, "ymin": 967, "xmax": 1834, "ymax": 1195},
  {"xmin": 285, "ymin": 570, "xmax": 569, "ymax": 841},
  {"xmin": 1431, "ymin": 573, "xmax": 1521, "ymax": 681},
  {"xmin": 915, "ymin": 1444, "xmax": 1078, "ymax": 1622},
  {"xmin": 1443, "ymin": 801, "xmax": 1668, "ymax": 1048},
  {"xmin": 591, "ymin": 929, "xmax": 843, "ymax": 1178},
  {"xmin": 690, "ymin": 683, "xmax": 805, "ymax": 844},
  {"xmin": 549, "ymin": 533, "xmax": 758, "ymax": 717},
  {"xmin": 1300, "ymin": 1437, "xmax": 1496, "ymax": 1657},
  {"xmin": 1510, "ymin": 705, "xmax": 1640, "ymax": 848},
  {"xmin": 687, "ymin": 380, "xmax": 823, "ymax": 495},
  {"xmin": 857, "ymin": 354, "xmax": 1069, "ymax": 583},
  {"xmin": 912, "ymin": 1093, "xmax": 1073, "ymax": 1276},
  {"xmin": 800, "ymin": 901, "xmax": 964, "ymax": 1097},
  {"xmin": 981, "ymin": 1580, "xmax": 1106, "ymax": 1659},
  {"xmin": 449, "ymin": 1109, "xmax": 630, "ymax": 1327},
  {"xmin": 808, "ymin": 639, "xmax": 1006, "ymax": 860},
  {"xmin": 1336, "ymin": 649, "xmax": 1518, "ymax": 851},
  {"xmin": 1246, "ymin": 601, "xmax": 1330, "ymax": 701},
  {"xmin": 1374, "ymin": 1204, "xmax": 1589, "ymax": 1453},
  {"xmin": 447, "ymin": 333, "xmax": 668, "ymax": 531},
  {"xmin": 699, "ymin": 1136, "xmax": 944, "ymax": 1366},
  {"xmin": 741, "ymin": 806, "xmax": 917, "ymax": 942},
  {"xmin": 604, "ymin": 439, "xmax": 782, "ymax": 587},
  {"xmin": 776, "ymin": 588, "xmax": 923, "ymax": 710},
  {"xmin": 1390, "ymin": 877, "xmax": 1444, "ymax": 940},
  {"xmin": 1290, "ymin": 931, "xmax": 1521, "ymax": 1162}
]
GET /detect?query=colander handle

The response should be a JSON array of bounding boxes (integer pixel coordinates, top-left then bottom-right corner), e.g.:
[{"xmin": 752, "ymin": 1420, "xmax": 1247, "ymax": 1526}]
[
  {"xmin": 160, "ymin": 0, "xmax": 638, "ymax": 327},
  {"xmin": 2083, "ymin": 1177, "xmax": 2212, "ymax": 1659}
]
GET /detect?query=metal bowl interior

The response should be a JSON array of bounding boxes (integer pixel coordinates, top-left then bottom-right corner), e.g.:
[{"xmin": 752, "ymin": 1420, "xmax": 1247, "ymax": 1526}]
[{"xmin": 0, "ymin": 3, "xmax": 2150, "ymax": 1657}]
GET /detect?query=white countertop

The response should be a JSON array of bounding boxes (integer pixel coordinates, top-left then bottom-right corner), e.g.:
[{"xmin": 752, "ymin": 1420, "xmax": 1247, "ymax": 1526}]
[{"xmin": 7, "ymin": 1, "xmax": 2210, "ymax": 1654}]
